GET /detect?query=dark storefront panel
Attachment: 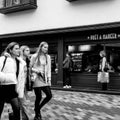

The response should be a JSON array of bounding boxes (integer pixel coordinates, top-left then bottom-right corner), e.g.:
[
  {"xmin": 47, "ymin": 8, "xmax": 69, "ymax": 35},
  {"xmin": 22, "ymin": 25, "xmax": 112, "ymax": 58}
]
[
  {"xmin": 1, "ymin": 23, "xmax": 120, "ymax": 90},
  {"xmin": 64, "ymin": 30, "xmax": 120, "ymax": 90}
]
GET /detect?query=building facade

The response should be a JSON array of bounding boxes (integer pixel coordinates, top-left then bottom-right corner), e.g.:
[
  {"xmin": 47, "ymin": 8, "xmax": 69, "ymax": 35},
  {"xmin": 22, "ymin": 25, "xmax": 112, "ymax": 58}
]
[{"xmin": 0, "ymin": 0, "xmax": 120, "ymax": 90}]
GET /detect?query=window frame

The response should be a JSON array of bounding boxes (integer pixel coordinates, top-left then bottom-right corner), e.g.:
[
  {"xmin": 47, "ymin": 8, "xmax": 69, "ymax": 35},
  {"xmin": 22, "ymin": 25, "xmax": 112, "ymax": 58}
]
[{"xmin": 0, "ymin": 0, "xmax": 37, "ymax": 14}]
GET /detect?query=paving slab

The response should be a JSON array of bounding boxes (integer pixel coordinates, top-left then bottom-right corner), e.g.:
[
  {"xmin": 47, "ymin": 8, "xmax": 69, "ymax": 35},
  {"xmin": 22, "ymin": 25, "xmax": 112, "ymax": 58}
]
[{"xmin": 1, "ymin": 90, "xmax": 120, "ymax": 120}]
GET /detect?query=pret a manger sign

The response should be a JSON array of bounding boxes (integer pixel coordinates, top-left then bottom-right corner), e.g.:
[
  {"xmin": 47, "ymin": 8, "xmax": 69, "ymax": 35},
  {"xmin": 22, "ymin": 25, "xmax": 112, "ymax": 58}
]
[{"xmin": 87, "ymin": 33, "xmax": 120, "ymax": 40}]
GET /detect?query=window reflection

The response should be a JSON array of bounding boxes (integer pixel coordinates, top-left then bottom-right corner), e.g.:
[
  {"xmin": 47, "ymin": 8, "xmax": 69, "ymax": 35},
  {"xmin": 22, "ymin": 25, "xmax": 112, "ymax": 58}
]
[
  {"xmin": 68, "ymin": 43, "xmax": 120, "ymax": 73},
  {"xmin": 51, "ymin": 54, "xmax": 58, "ymax": 73}
]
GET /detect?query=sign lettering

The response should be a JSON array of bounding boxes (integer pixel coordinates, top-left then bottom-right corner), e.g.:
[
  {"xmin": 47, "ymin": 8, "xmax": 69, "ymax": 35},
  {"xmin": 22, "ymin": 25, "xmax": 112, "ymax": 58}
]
[{"xmin": 87, "ymin": 33, "xmax": 120, "ymax": 40}]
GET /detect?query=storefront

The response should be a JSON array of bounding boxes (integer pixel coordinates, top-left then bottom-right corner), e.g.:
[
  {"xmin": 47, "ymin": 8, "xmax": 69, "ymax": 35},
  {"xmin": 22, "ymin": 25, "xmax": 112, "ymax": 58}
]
[
  {"xmin": 1, "ymin": 22, "xmax": 120, "ymax": 90},
  {"xmin": 65, "ymin": 28, "xmax": 120, "ymax": 90}
]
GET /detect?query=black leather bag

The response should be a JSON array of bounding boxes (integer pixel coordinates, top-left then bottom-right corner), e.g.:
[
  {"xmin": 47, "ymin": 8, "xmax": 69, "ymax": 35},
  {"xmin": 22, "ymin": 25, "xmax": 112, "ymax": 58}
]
[
  {"xmin": 8, "ymin": 112, "xmax": 14, "ymax": 120},
  {"xmin": 104, "ymin": 62, "xmax": 109, "ymax": 72}
]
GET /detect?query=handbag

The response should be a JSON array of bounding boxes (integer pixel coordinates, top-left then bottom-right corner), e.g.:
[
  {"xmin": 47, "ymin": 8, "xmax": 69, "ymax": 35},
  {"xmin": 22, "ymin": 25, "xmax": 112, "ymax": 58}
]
[
  {"xmin": 104, "ymin": 61, "xmax": 109, "ymax": 72},
  {"xmin": 97, "ymin": 71, "xmax": 109, "ymax": 83},
  {"xmin": 8, "ymin": 111, "xmax": 14, "ymax": 120}
]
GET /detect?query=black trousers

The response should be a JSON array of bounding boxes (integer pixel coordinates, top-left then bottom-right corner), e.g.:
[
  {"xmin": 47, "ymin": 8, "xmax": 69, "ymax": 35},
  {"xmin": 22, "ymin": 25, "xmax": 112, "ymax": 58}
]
[
  {"xmin": 0, "ymin": 85, "xmax": 20, "ymax": 120},
  {"xmin": 34, "ymin": 86, "xmax": 52, "ymax": 116},
  {"xmin": 102, "ymin": 83, "xmax": 108, "ymax": 90},
  {"xmin": 63, "ymin": 68, "xmax": 71, "ymax": 86}
]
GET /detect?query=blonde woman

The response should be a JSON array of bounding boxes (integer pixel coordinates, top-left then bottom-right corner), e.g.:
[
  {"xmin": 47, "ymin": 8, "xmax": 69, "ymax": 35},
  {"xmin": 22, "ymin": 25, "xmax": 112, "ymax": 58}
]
[
  {"xmin": 30, "ymin": 41, "xmax": 52, "ymax": 120},
  {"xmin": 99, "ymin": 50, "xmax": 109, "ymax": 90},
  {"xmin": 20, "ymin": 45, "xmax": 31, "ymax": 92},
  {"xmin": 19, "ymin": 45, "xmax": 31, "ymax": 120}
]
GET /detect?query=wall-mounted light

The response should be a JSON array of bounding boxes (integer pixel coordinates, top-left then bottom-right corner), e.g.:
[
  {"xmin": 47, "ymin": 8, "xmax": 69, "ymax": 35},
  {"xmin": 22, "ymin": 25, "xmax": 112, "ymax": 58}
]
[
  {"xmin": 68, "ymin": 45, "xmax": 75, "ymax": 52},
  {"xmin": 78, "ymin": 45, "xmax": 91, "ymax": 51}
]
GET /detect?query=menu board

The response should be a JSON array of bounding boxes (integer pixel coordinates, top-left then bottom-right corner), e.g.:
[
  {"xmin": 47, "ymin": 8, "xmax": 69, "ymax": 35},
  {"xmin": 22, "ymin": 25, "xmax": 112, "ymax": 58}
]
[{"xmin": 71, "ymin": 53, "xmax": 83, "ymax": 72}]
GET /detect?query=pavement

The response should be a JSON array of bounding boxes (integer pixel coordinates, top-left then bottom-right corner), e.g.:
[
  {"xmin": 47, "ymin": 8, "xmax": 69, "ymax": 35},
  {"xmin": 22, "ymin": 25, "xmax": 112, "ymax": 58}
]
[{"xmin": 1, "ymin": 89, "xmax": 120, "ymax": 120}]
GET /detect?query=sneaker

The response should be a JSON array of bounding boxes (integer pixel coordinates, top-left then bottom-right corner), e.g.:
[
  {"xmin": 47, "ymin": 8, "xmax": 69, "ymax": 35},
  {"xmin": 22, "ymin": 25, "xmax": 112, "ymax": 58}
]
[
  {"xmin": 63, "ymin": 86, "xmax": 67, "ymax": 88},
  {"xmin": 66, "ymin": 85, "xmax": 69, "ymax": 88},
  {"xmin": 63, "ymin": 85, "xmax": 69, "ymax": 88},
  {"xmin": 68, "ymin": 85, "xmax": 72, "ymax": 88}
]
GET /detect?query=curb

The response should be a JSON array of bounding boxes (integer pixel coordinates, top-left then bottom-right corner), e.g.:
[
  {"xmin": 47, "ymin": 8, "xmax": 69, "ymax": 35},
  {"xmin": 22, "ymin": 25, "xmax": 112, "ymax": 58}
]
[{"xmin": 51, "ymin": 86, "xmax": 120, "ymax": 95}]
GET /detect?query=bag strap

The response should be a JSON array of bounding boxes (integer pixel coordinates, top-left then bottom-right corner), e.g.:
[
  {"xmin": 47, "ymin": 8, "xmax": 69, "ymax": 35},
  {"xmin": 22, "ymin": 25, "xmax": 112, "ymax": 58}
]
[
  {"xmin": 15, "ymin": 58, "xmax": 20, "ymax": 79},
  {"xmin": 1, "ymin": 56, "xmax": 7, "ymax": 72}
]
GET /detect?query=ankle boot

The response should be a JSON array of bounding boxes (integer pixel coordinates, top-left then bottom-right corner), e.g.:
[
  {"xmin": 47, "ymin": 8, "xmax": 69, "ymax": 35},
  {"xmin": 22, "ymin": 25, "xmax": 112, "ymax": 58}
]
[{"xmin": 34, "ymin": 112, "xmax": 42, "ymax": 120}]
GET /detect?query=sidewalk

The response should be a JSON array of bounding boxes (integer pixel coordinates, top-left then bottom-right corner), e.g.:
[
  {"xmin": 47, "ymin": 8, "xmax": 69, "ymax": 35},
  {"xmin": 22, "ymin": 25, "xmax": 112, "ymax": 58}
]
[
  {"xmin": 51, "ymin": 86, "xmax": 120, "ymax": 95},
  {"xmin": 1, "ymin": 90, "xmax": 120, "ymax": 120}
]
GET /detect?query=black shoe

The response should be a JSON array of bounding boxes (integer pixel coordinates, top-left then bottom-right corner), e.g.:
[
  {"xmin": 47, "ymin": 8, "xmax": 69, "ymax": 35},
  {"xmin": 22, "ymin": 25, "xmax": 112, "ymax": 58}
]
[
  {"xmin": 34, "ymin": 113, "xmax": 42, "ymax": 120},
  {"xmin": 34, "ymin": 116, "xmax": 41, "ymax": 120}
]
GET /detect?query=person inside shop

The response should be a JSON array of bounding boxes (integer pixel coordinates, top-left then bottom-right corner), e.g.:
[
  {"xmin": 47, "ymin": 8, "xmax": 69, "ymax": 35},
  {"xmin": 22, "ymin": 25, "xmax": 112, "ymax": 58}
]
[
  {"xmin": 63, "ymin": 52, "xmax": 73, "ymax": 88},
  {"xmin": 30, "ymin": 41, "xmax": 52, "ymax": 120},
  {"xmin": 98, "ymin": 50, "xmax": 109, "ymax": 90}
]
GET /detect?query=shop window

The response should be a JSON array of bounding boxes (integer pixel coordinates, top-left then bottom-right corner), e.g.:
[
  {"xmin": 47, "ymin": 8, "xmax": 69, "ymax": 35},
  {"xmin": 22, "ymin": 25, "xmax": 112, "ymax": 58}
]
[
  {"xmin": 51, "ymin": 54, "xmax": 58, "ymax": 73},
  {"xmin": 0, "ymin": 0, "xmax": 37, "ymax": 14},
  {"xmin": 105, "ymin": 43, "xmax": 120, "ymax": 73},
  {"xmin": 49, "ymin": 44, "xmax": 58, "ymax": 73},
  {"xmin": 68, "ymin": 44, "xmax": 103, "ymax": 73},
  {"xmin": 68, "ymin": 43, "xmax": 120, "ymax": 74}
]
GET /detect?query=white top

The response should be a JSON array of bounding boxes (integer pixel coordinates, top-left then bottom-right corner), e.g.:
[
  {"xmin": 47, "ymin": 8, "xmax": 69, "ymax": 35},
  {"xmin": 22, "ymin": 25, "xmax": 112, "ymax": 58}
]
[{"xmin": 30, "ymin": 53, "xmax": 51, "ymax": 87}]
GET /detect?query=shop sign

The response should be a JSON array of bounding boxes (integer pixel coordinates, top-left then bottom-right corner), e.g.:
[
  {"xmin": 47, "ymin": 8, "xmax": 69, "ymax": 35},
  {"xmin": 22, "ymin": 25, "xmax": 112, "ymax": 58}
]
[{"xmin": 87, "ymin": 33, "xmax": 120, "ymax": 40}]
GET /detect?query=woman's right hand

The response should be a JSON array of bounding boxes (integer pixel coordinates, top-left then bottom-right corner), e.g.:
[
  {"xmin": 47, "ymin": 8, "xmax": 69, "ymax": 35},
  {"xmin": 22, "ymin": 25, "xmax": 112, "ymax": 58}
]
[
  {"xmin": 32, "ymin": 68, "xmax": 39, "ymax": 74},
  {"xmin": 30, "ymin": 72, "xmax": 37, "ymax": 82}
]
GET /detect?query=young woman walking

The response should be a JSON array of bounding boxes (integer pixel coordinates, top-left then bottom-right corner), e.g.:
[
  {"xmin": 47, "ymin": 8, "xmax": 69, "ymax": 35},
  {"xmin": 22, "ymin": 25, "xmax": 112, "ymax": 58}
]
[
  {"xmin": 0, "ymin": 42, "xmax": 26, "ymax": 120},
  {"xmin": 30, "ymin": 41, "xmax": 52, "ymax": 120}
]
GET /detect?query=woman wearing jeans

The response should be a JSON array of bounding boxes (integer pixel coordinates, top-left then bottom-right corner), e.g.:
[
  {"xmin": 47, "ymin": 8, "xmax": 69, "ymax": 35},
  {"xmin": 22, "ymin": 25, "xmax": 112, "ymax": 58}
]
[
  {"xmin": 30, "ymin": 41, "xmax": 52, "ymax": 120},
  {"xmin": 0, "ymin": 42, "xmax": 26, "ymax": 120}
]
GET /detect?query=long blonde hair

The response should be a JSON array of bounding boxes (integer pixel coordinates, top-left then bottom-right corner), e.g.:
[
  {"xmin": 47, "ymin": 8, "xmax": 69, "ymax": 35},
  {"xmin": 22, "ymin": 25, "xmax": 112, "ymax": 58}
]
[
  {"xmin": 35, "ymin": 41, "xmax": 48, "ymax": 66},
  {"xmin": 20, "ymin": 45, "xmax": 29, "ymax": 58}
]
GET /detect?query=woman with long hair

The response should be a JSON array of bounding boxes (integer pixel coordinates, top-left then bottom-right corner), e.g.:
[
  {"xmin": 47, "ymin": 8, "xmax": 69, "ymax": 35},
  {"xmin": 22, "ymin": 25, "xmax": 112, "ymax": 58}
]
[
  {"xmin": 30, "ymin": 41, "xmax": 52, "ymax": 120},
  {"xmin": 99, "ymin": 50, "xmax": 109, "ymax": 90},
  {"xmin": 19, "ymin": 45, "xmax": 31, "ymax": 120},
  {"xmin": 0, "ymin": 42, "xmax": 26, "ymax": 120},
  {"xmin": 20, "ymin": 45, "xmax": 31, "ymax": 92}
]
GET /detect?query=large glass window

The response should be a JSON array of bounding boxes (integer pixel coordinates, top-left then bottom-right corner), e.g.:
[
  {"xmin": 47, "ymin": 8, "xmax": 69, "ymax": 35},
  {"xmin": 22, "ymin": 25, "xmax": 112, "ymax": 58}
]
[
  {"xmin": 67, "ymin": 43, "xmax": 120, "ymax": 73},
  {"xmin": 105, "ymin": 43, "xmax": 120, "ymax": 73}
]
